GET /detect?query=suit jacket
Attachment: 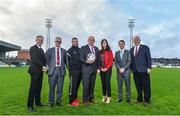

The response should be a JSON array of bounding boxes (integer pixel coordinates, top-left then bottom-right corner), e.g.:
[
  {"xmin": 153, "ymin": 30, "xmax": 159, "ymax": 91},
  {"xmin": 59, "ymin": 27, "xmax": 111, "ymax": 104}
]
[
  {"xmin": 114, "ymin": 49, "xmax": 131, "ymax": 74},
  {"xmin": 130, "ymin": 44, "xmax": 152, "ymax": 73},
  {"xmin": 45, "ymin": 47, "xmax": 67, "ymax": 76},
  {"xmin": 28, "ymin": 45, "xmax": 46, "ymax": 74},
  {"xmin": 80, "ymin": 45, "xmax": 100, "ymax": 74}
]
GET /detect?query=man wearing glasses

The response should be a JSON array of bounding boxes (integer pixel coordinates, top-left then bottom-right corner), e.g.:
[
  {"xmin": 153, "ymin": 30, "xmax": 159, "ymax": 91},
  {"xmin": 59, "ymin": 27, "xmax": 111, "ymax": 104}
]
[
  {"xmin": 45, "ymin": 37, "xmax": 67, "ymax": 107},
  {"xmin": 67, "ymin": 37, "xmax": 82, "ymax": 107}
]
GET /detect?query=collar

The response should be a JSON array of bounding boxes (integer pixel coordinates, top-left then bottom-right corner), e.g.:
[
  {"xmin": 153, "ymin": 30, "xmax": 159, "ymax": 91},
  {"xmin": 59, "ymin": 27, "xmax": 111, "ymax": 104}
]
[
  {"xmin": 36, "ymin": 44, "xmax": 41, "ymax": 49},
  {"xmin": 120, "ymin": 48, "xmax": 125, "ymax": 53},
  {"xmin": 55, "ymin": 46, "xmax": 61, "ymax": 49},
  {"xmin": 88, "ymin": 45, "xmax": 94, "ymax": 48},
  {"xmin": 134, "ymin": 44, "xmax": 140, "ymax": 48},
  {"xmin": 72, "ymin": 46, "xmax": 79, "ymax": 49}
]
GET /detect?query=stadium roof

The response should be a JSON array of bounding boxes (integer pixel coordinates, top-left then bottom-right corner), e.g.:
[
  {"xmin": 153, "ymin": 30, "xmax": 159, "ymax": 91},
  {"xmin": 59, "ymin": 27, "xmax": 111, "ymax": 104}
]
[{"xmin": 0, "ymin": 40, "xmax": 21, "ymax": 52}]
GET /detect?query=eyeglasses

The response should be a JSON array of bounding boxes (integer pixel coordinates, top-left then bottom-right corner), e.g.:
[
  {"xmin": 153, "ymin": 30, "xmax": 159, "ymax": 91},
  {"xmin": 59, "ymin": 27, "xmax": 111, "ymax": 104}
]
[{"xmin": 56, "ymin": 41, "xmax": 61, "ymax": 43}]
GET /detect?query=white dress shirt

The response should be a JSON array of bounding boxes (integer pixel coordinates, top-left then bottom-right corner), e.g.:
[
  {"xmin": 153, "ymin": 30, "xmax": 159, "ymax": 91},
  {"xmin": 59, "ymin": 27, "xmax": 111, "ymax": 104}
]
[
  {"xmin": 88, "ymin": 45, "xmax": 95, "ymax": 54},
  {"xmin": 36, "ymin": 44, "xmax": 41, "ymax": 49},
  {"xmin": 120, "ymin": 48, "xmax": 124, "ymax": 60},
  {"xmin": 134, "ymin": 44, "xmax": 140, "ymax": 56}
]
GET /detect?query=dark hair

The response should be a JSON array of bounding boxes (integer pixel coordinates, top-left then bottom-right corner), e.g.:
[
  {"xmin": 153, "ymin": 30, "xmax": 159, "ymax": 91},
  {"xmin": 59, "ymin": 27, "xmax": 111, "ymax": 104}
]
[
  {"xmin": 72, "ymin": 37, "xmax": 78, "ymax": 42},
  {"xmin": 36, "ymin": 35, "xmax": 44, "ymax": 39},
  {"xmin": 100, "ymin": 39, "xmax": 111, "ymax": 53},
  {"xmin": 118, "ymin": 40, "xmax": 125, "ymax": 45}
]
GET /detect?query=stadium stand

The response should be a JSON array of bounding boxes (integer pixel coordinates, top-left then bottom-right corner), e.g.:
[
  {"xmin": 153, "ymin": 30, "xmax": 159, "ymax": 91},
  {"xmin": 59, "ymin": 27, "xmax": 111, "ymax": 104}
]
[{"xmin": 0, "ymin": 40, "xmax": 21, "ymax": 67}]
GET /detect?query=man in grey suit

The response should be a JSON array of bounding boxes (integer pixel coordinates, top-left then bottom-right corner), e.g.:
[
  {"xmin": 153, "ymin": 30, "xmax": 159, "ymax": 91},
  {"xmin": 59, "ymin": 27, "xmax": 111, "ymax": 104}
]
[
  {"xmin": 114, "ymin": 40, "xmax": 131, "ymax": 103},
  {"xmin": 45, "ymin": 37, "xmax": 67, "ymax": 107}
]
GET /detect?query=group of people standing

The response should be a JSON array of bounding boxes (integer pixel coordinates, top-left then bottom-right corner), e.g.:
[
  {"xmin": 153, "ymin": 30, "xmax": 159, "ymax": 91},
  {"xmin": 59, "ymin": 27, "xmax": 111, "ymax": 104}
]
[{"xmin": 27, "ymin": 35, "xmax": 152, "ymax": 112}]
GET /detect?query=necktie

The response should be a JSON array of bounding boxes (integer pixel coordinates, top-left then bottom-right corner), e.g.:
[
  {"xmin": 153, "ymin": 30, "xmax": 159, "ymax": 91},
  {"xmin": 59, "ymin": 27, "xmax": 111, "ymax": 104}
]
[
  {"xmin": 135, "ymin": 46, "xmax": 138, "ymax": 57},
  {"xmin": 91, "ymin": 46, "xmax": 95, "ymax": 54},
  {"xmin": 39, "ymin": 48, "xmax": 44, "ymax": 54},
  {"xmin": 57, "ymin": 48, "xmax": 60, "ymax": 65}
]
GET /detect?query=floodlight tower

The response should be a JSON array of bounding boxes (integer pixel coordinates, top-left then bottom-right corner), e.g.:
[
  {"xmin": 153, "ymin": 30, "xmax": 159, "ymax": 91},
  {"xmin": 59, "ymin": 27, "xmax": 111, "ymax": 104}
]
[
  {"xmin": 128, "ymin": 17, "xmax": 135, "ymax": 49},
  {"xmin": 46, "ymin": 19, "xmax": 52, "ymax": 50}
]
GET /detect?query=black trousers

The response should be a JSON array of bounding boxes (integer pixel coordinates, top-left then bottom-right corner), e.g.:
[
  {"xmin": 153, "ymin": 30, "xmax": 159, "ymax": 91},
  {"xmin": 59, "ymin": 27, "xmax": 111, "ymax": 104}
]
[
  {"xmin": 133, "ymin": 72, "xmax": 151, "ymax": 103},
  {"xmin": 100, "ymin": 68, "xmax": 112, "ymax": 97},
  {"xmin": 82, "ymin": 72, "xmax": 96, "ymax": 102},
  {"xmin": 69, "ymin": 69, "xmax": 82, "ymax": 104},
  {"xmin": 27, "ymin": 73, "xmax": 43, "ymax": 107}
]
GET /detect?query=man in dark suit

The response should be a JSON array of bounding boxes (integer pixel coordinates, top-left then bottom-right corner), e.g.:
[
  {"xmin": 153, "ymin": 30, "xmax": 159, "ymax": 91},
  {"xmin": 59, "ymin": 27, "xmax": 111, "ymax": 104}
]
[
  {"xmin": 27, "ymin": 35, "xmax": 46, "ymax": 112},
  {"xmin": 130, "ymin": 36, "xmax": 152, "ymax": 106},
  {"xmin": 80, "ymin": 36, "xmax": 100, "ymax": 105}
]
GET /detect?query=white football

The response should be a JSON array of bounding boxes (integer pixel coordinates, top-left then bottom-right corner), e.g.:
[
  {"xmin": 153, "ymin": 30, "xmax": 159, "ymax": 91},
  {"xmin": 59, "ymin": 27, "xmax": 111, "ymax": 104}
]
[{"xmin": 87, "ymin": 53, "xmax": 96, "ymax": 63}]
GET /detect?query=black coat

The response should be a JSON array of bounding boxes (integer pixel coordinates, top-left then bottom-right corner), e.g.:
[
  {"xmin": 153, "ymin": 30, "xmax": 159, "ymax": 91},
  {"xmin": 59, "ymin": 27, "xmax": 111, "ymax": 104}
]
[
  {"xmin": 67, "ymin": 46, "xmax": 82, "ymax": 71},
  {"xmin": 28, "ymin": 45, "xmax": 46, "ymax": 74}
]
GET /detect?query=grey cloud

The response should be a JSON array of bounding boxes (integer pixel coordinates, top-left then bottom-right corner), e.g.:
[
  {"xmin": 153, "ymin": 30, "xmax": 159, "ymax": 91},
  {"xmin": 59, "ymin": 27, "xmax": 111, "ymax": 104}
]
[{"xmin": 0, "ymin": 0, "xmax": 179, "ymax": 58}]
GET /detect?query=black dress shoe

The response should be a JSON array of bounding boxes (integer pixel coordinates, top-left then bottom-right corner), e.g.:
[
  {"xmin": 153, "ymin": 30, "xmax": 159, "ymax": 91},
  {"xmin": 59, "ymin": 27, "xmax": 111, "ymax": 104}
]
[
  {"xmin": 28, "ymin": 106, "xmax": 36, "ymax": 112},
  {"xmin": 56, "ymin": 103, "xmax": 62, "ymax": 106},
  {"xmin": 134, "ymin": 100, "xmax": 143, "ymax": 103},
  {"xmin": 117, "ymin": 99, "xmax": 122, "ymax": 103},
  {"xmin": 89, "ymin": 99, "xmax": 98, "ymax": 104},
  {"xmin": 49, "ymin": 103, "xmax": 54, "ymax": 107},
  {"xmin": 126, "ymin": 99, "xmax": 131, "ymax": 103},
  {"xmin": 144, "ymin": 102, "xmax": 150, "ymax": 107},
  {"xmin": 36, "ymin": 102, "xmax": 46, "ymax": 106},
  {"xmin": 83, "ymin": 101, "xmax": 89, "ymax": 105}
]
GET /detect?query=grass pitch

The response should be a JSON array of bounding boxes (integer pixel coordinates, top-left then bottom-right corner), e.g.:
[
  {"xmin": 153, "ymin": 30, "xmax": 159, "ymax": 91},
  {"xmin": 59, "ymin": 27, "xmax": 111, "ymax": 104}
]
[{"xmin": 0, "ymin": 67, "xmax": 180, "ymax": 115}]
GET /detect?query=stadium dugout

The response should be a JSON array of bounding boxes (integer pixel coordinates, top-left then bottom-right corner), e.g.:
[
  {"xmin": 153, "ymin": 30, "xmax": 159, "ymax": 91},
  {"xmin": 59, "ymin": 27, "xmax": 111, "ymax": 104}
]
[{"xmin": 0, "ymin": 40, "xmax": 21, "ymax": 66}]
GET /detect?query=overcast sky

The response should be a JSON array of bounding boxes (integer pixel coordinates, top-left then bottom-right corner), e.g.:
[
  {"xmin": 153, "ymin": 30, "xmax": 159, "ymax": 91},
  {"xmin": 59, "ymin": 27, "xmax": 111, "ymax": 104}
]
[{"xmin": 0, "ymin": 0, "xmax": 180, "ymax": 58}]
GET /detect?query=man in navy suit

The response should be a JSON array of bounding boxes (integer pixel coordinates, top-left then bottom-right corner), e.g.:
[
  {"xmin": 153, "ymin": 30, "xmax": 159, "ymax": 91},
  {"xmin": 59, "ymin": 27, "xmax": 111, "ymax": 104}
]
[
  {"xmin": 80, "ymin": 36, "xmax": 100, "ymax": 105},
  {"xmin": 130, "ymin": 36, "xmax": 152, "ymax": 106}
]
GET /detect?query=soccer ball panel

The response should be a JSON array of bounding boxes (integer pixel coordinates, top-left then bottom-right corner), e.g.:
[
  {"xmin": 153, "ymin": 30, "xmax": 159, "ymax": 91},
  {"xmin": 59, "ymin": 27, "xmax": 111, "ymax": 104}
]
[{"xmin": 87, "ymin": 53, "xmax": 96, "ymax": 63}]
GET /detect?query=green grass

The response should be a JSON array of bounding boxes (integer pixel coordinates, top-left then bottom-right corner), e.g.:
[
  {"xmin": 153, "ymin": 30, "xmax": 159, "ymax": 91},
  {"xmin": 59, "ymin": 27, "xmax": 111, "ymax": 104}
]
[{"xmin": 0, "ymin": 66, "xmax": 180, "ymax": 115}]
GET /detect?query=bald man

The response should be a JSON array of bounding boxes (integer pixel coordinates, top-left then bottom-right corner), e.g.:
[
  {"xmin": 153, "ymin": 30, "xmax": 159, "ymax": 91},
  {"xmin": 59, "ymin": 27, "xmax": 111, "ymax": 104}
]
[
  {"xmin": 80, "ymin": 36, "xmax": 100, "ymax": 105},
  {"xmin": 130, "ymin": 36, "xmax": 152, "ymax": 106}
]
